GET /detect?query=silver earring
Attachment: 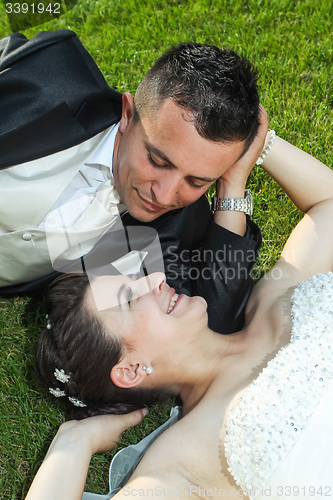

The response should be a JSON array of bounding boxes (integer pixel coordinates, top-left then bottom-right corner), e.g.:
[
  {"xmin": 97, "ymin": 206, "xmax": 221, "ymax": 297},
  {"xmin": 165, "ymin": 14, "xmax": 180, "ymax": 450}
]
[{"xmin": 142, "ymin": 366, "xmax": 153, "ymax": 375}]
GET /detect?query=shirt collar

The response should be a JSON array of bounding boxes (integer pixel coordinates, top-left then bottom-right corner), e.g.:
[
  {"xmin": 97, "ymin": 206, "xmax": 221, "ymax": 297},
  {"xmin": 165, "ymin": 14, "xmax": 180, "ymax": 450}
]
[{"xmin": 85, "ymin": 122, "xmax": 120, "ymax": 174}]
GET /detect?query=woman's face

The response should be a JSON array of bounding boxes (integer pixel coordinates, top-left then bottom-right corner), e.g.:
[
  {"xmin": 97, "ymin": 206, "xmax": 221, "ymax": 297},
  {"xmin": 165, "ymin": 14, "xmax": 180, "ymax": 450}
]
[{"xmin": 85, "ymin": 272, "xmax": 208, "ymax": 361}]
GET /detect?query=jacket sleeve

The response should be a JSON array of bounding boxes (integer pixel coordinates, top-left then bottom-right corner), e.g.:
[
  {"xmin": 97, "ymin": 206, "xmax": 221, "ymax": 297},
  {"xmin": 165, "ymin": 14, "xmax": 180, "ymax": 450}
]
[
  {"xmin": 160, "ymin": 195, "xmax": 262, "ymax": 335},
  {"xmin": 194, "ymin": 216, "xmax": 261, "ymax": 334},
  {"xmin": 0, "ymin": 30, "xmax": 122, "ymax": 170}
]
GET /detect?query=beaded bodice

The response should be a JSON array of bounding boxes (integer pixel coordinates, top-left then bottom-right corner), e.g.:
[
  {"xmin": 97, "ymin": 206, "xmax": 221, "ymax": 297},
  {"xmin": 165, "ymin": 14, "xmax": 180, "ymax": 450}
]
[{"xmin": 224, "ymin": 273, "xmax": 333, "ymax": 499}]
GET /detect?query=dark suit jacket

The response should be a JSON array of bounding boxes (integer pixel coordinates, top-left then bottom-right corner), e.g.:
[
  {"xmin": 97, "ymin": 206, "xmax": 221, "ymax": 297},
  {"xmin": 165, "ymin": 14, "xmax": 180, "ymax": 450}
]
[
  {"xmin": 0, "ymin": 29, "xmax": 261, "ymax": 334},
  {"xmin": 0, "ymin": 29, "xmax": 122, "ymax": 170}
]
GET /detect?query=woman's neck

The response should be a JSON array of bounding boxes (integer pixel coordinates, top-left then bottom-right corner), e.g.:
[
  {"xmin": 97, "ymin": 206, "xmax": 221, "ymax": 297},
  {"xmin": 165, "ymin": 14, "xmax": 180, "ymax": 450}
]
[{"xmin": 178, "ymin": 328, "xmax": 246, "ymax": 415}]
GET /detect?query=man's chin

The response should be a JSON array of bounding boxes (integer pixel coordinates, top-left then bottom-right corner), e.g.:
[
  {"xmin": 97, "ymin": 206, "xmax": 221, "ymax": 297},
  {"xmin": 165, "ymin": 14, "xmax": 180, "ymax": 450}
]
[{"xmin": 126, "ymin": 204, "xmax": 169, "ymax": 222}]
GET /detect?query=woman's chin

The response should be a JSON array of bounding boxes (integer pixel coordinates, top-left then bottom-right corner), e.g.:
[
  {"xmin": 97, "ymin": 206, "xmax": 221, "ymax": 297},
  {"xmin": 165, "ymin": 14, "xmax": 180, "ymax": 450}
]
[
  {"xmin": 190, "ymin": 295, "xmax": 208, "ymax": 320},
  {"xmin": 195, "ymin": 295, "xmax": 208, "ymax": 309}
]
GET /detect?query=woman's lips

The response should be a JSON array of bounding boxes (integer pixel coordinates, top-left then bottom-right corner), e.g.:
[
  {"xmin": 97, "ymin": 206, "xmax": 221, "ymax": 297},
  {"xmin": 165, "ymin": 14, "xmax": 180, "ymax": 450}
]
[
  {"xmin": 167, "ymin": 291, "xmax": 183, "ymax": 314},
  {"xmin": 171, "ymin": 293, "xmax": 182, "ymax": 313}
]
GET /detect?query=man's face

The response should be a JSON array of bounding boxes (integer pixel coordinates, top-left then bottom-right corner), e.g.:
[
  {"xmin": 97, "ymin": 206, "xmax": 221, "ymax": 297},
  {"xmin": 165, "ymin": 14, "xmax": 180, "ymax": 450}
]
[{"xmin": 113, "ymin": 93, "xmax": 246, "ymax": 222}]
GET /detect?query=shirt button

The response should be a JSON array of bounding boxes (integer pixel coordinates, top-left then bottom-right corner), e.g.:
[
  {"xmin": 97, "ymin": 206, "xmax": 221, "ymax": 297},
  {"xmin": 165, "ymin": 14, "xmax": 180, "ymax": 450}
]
[{"xmin": 22, "ymin": 233, "xmax": 33, "ymax": 241}]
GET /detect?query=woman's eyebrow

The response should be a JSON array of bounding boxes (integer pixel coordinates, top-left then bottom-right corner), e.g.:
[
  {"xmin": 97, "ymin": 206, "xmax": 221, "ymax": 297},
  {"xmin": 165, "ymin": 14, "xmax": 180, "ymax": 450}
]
[{"xmin": 117, "ymin": 283, "xmax": 127, "ymax": 307}]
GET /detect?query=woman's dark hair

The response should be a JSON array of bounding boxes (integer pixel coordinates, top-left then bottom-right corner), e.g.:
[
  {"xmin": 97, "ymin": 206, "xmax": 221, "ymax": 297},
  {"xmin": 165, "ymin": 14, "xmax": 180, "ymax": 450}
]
[{"xmin": 35, "ymin": 273, "xmax": 176, "ymax": 420}]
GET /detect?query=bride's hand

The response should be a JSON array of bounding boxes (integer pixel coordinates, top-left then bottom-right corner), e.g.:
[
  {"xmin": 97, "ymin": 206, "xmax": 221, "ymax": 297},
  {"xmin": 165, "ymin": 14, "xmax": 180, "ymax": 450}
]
[
  {"xmin": 216, "ymin": 104, "xmax": 269, "ymax": 197},
  {"xmin": 25, "ymin": 409, "xmax": 148, "ymax": 500},
  {"xmin": 56, "ymin": 408, "xmax": 148, "ymax": 455}
]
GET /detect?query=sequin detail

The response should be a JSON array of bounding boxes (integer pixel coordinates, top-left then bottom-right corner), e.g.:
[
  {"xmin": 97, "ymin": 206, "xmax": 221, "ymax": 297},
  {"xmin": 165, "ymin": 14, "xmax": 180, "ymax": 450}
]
[{"xmin": 224, "ymin": 273, "xmax": 333, "ymax": 499}]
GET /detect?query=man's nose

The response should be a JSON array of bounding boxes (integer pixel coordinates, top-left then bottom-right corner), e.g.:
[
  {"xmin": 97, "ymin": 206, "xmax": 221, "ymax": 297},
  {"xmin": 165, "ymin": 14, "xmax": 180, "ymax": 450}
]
[{"xmin": 152, "ymin": 173, "xmax": 180, "ymax": 207}]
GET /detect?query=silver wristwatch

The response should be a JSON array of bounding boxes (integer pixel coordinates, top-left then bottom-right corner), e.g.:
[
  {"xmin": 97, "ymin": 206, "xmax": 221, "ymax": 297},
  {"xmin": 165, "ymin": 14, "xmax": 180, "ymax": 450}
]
[{"xmin": 211, "ymin": 189, "xmax": 253, "ymax": 216}]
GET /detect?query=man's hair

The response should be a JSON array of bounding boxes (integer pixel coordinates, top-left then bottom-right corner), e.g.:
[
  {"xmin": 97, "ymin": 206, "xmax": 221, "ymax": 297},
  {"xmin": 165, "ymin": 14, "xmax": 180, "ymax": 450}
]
[
  {"xmin": 35, "ymin": 274, "xmax": 175, "ymax": 420},
  {"xmin": 134, "ymin": 42, "xmax": 260, "ymax": 153}
]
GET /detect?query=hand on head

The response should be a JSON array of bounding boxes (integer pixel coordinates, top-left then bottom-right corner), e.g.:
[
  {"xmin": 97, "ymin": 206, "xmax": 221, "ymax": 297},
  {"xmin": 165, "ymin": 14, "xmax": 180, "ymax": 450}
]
[
  {"xmin": 216, "ymin": 104, "xmax": 269, "ymax": 196},
  {"xmin": 58, "ymin": 408, "xmax": 149, "ymax": 455},
  {"xmin": 25, "ymin": 408, "xmax": 149, "ymax": 500}
]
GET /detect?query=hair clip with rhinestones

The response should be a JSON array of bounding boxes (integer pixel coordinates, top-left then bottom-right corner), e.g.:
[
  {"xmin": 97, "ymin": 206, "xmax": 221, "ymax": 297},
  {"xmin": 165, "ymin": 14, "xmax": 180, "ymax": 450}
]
[
  {"xmin": 68, "ymin": 396, "xmax": 87, "ymax": 408},
  {"xmin": 49, "ymin": 387, "xmax": 66, "ymax": 397},
  {"xmin": 54, "ymin": 368, "xmax": 71, "ymax": 384}
]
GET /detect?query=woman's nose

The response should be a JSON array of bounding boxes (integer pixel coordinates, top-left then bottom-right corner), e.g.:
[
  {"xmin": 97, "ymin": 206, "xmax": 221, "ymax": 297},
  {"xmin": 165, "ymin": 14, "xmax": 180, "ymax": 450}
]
[{"xmin": 134, "ymin": 272, "xmax": 166, "ymax": 297}]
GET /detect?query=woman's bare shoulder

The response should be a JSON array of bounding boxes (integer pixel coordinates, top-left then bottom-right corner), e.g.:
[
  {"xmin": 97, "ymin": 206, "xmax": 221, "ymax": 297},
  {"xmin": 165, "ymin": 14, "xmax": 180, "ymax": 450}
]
[
  {"xmin": 126, "ymin": 402, "xmax": 246, "ymax": 499},
  {"xmin": 245, "ymin": 259, "xmax": 302, "ymax": 326}
]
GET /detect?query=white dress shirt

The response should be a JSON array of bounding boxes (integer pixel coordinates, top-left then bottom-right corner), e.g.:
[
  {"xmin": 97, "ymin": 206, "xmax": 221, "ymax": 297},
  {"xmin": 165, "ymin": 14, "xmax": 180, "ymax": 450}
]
[
  {"xmin": 0, "ymin": 125, "xmax": 124, "ymax": 286},
  {"xmin": 38, "ymin": 123, "xmax": 120, "ymax": 230}
]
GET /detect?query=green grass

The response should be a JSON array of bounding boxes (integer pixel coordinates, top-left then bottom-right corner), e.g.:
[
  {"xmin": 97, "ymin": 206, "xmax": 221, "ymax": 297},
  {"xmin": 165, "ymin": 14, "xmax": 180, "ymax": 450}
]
[{"xmin": 0, "ymin": 0, "xmax": 332, "ymax": 498}]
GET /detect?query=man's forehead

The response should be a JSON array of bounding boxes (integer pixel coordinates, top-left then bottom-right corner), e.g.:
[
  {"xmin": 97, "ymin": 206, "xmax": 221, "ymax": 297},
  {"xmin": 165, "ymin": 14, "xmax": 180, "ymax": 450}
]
[{"xmin": 141, "ymin": 111, "xmax": 245, "ymax": 180}]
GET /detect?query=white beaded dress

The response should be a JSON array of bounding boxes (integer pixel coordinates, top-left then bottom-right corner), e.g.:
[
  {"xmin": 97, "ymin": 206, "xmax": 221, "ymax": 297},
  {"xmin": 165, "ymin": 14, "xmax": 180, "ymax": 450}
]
[
  {"xmin": 225, "ymin": 273, "xmax": 333, "ymax": 499},
  {"xmin": 82, "ymin": 273, "xmax": 333, "ymax": 500}
]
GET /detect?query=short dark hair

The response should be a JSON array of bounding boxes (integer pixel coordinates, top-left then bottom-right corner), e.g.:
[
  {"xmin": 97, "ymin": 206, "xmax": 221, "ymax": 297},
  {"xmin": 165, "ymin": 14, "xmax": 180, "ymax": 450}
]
[
  {"xmin": 35, "ymin": 274, "xmax": 175, "ymax": 420},
  {"xmin": 134, "ymin": 42, "xmax": 260, "ymax": 152}
]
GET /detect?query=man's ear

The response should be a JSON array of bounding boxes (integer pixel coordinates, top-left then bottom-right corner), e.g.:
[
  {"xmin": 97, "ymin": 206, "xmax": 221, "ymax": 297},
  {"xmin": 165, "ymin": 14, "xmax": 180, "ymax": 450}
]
[
  {"xmin": 110, "ymin": 361, "xmax": 146, "ymax": 389},
  {"xmin": 119, "ymin": 92, "xmax": 135, "ymax": 133}
]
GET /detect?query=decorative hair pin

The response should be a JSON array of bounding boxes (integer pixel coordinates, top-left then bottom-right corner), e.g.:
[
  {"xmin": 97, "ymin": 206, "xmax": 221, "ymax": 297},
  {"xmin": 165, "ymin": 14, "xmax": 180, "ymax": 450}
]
[
  {"xmin": 49, "ymin": 387, "xmax": 66, "ymax": 397},
  {"xmin": 54, "ymin": 368, "xmax": 71, "ymax": 384},
  {"xmin": 46, "ymin": 314, "xmax": 52, "ymax": 330},
  {"xmin": 48, "ymin": 387, "xmax": 87, "ymax": 407},
  {"xmin": 49, "ymin": 367, "xmax": 86, "ymax": 407},
  {"xmin": 68, "ymin": 397, "xmax": 87, "ymax": 408}
]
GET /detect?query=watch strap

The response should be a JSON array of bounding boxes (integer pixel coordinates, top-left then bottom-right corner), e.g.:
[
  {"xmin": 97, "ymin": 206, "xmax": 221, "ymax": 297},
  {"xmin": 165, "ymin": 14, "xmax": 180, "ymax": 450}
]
[{"xmin": 211, "ymin": 189, "xmax": 253, "ymax": 216}]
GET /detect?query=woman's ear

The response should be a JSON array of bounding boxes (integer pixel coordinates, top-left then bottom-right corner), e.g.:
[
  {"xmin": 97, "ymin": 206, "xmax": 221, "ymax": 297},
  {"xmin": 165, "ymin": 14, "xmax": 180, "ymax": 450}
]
[
  {"xmin": 118, "ymin": 92, "xmax": 135, "ymax": 134},
  {"xmin": 110, "ymin": 362, "xmax": 146, "ymax": 389}
]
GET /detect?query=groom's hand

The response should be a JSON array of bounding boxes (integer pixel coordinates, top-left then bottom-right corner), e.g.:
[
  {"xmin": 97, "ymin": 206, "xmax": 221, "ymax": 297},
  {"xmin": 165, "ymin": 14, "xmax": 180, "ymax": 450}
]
[{"xmin": 216, "ymin": 105, "xmax": 269, "ymax": 199}]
